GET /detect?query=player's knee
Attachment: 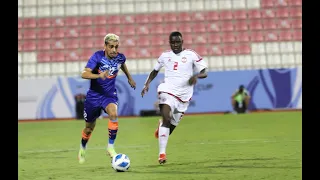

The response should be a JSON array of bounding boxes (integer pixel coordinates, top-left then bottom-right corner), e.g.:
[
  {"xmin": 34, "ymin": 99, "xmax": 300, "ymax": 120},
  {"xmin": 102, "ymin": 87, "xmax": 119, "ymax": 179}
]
[
  {"xmin": 84, "ymin": 127, "xmax": 93, "ymax": 135},
  {"xmin": 108, "ymin": 112, "xmax": 118, "ymax": 121}
]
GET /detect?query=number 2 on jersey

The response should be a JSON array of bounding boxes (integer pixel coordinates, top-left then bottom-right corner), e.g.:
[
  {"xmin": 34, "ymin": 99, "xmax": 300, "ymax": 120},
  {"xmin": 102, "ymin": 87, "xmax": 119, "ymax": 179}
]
[{"xmin": 173, "ymin": 62, "xmax": 178, "ymax": 70}]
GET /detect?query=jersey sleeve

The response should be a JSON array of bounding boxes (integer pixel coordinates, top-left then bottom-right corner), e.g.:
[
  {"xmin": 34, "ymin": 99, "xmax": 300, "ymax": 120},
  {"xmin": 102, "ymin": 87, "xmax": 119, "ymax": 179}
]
[
  {"xmin": 120, "ymin": 53, "xmax": 127, "ymax": 64},
  {"xmin": 154, "ymin": 52, "xmax": 164, "ymax": 71},
  {"xmin": 85, "ymin": 53, "xmax": 98, "ymax": 70},
  {"xmin": 192, "ymin": 51, "xmax": 207, "ymax": 72}
]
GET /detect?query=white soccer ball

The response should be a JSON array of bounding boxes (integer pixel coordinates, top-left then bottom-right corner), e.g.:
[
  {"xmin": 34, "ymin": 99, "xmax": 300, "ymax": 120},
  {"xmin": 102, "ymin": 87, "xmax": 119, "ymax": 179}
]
[{"xmin": 111, "ymin": 153, "xmax": 131, "ymax": 172}]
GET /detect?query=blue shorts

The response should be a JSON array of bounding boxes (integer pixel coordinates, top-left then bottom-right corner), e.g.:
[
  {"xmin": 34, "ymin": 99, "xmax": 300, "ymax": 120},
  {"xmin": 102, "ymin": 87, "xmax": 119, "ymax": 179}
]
[{"xmin": 83, "ymin": 91, "xmax": 118, "ymax": 122}]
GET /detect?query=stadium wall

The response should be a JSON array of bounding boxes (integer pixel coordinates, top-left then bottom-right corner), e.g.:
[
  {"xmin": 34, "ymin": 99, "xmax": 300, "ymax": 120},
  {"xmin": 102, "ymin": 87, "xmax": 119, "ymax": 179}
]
[{"xmin": 18, "ymin": 67, "xmax": 302, "ymax": 120}]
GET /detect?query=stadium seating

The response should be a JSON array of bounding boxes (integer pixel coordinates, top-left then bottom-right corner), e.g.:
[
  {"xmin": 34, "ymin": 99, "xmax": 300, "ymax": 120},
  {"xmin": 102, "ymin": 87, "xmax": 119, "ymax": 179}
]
[{"xmin": 18, "ymin": 0, "xmax": 302, "ymax": 77}]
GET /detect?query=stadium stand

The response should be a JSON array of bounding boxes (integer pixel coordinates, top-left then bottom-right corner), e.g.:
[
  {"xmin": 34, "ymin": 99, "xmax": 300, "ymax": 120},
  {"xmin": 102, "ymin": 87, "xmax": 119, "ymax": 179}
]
[{"xmin": 18, "ymin": 0, "xmax": 302, "ymax": 78}]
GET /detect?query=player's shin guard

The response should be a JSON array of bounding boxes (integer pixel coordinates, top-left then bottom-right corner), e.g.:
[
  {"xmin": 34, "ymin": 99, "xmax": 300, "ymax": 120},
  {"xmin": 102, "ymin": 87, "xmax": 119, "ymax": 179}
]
[
  {"xmin": 108, "ymin": 119, "xmax": 118, "ymax": 147},
  {"xmin": 81, "ymin": 130, "xmax": 92, "ymax": 149}
]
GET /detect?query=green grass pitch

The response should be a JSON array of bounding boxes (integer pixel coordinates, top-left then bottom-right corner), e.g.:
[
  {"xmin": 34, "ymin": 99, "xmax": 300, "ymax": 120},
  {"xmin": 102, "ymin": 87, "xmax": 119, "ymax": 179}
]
[{"xmin": 18, "ymin": 111, "xmax": 301, "ymax": 180}]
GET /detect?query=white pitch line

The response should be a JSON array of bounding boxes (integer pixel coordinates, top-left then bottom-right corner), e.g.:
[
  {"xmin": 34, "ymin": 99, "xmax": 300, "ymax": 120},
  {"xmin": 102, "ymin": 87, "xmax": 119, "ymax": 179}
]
[{"xmin": 18, "ymin": 139, "xmax": 301, "ymax": 154}]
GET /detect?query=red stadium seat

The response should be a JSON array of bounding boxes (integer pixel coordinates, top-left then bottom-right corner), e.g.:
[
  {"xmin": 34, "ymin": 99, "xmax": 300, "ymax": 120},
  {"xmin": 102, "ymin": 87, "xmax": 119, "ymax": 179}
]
[
  {"xmin": 219, "ymin": 10, "xmax": 233, "ymax": 20},
  {"xmin": 65, "ymin": 39, "xmax": 80, "ymax": 49},
  {"xmin": 262, "ymin": 19, "xmax": 278, "ymax": 30},
  {"xmin": 79, "ymin": 16, "xmax": 93, "ymax": 26},
  {"xmin": 136, "ymin": 25, "xmax": 150, "ymax": 35},
  {"xmin": 264, "ymin": 31, "xmax": 279, "ymax": 42},
  {"xmin": 22, "ymin": 29, "xmax": 37, "ymax": 39},
  {"xmin": 222, "ymin": 45, "xmax": 238, "ymax": 55},
  {"xmin": 207, "ymin": 22, "xmax": 220, "ymax": 32},
  {"xmin": 93, "ymin": 15, "xmax": 107, "ymax": 25},
  {"xmin": 292, "ymin": 30, "xmax": 302, "ymax": 40},
  {"xmin": 178, "ymin": 23, "xmax": 192, "ymax": 33},
  {"xmin": 290, "ymin": 7, "xmax": 302, "ymax": 17},
  {"xmin": 182, "ymin": 34, "xmax": 193, "ymax": 45},
  {"xmin": 78, "ymin": 38, "xmax": 94, "ymax": 48},
  {"xmin": 238, "ymin": 44, "xmax": 251, "ymax": 54},
  {"xmin": 289, "ymin": 0, "xmax": 302, "ymax": 6},
  {"xmin": 121, "ymin": 25, "xmax": 136, "ymax": 35},
  {"xmin": 122, "ymin": 48, "xmax": 137, "ymax": 59},
  {"xmin": 52, "ymin": 18, "xmax": 65, "ymax": 27},
  {"xmin": 139, "ymin": 36, "xmax": 151, "ymax": 47},
  {"xmin": 279, "ymin": 31, "xmax": 293, "ymax": 41},
  {"xmin": 51, "ymin": 51, "xmax": 65, "ymax": 62},
  {"xmin": 66, "ymin": 51, "xmax": 80, "ymax": 61},
  {"xmin": 22, "ymin": 41, "xmax": 37, "ymax": 51},
  {"xmin": 208, "ymin": 34, "xmax": 221, "ymax": 44},
  {"xmin": 222, "ymin": 32, "xmax": 237, "ymax": 43},
  {"xmin": 247, "ymin": 10, "xmax": 261, "ymax": 19},
  {"xmin": 163, "ymin": 12, "xmax": 178, "ymax": 22},
  {"xmin": 18, "ymin": 19, "xmax": 23, "ymax": 29},
  {"xmin": 106, "ymin": 15, "xmax": 121, "ymax": 24},
  {"xmin": 122, "ymin": 36, "xmax": 136, "ymax": 47},
  {"xmin": 37, "ymin": 29, "xmax": 52, "ymax": 39},
  {"xmin": 208, "ymin": 45, "xmax": 222, "ymax": 56},
  {"xmin": 137, "ymin": 48, "xmax": 151, "ymax": 58},
  {"xmin": 37, "ymin": 40, "xmax": 51, "ymax": 51},
  {"xmin": 261, "ymin": 0, "xmax": 274, "ymax": 8},
  {"xmin": 150, "ymin": 47, "xmax": 164, "ymax": 58},
  {"xmin": 178, "ymin": 12, "xmax": 191, "ymax": 22},
  {"xmin": 80, "ymin": 50, "xmax": 94, "ymax": 61},
  {"xmin": 205, "ymin": 11, "xmax": 219, "ymax": 21},
  {"xmin": 23, "ymin": 18, "xmax": 37, "ymax": 28},
  {"xmin": 149, "ymin": 13, "xmax": 163, "ymax": 23},
  {"xmin": 38, "ymin": 18, "xmax": 52, "ymax": 28},
  {"xmin": 192, "ymin": 23, "xmax": 206, "ymax": 33},
  {"xmin": 233, "ymin": 10, "xmax": 247, "ymax": 20},
  {"xmin": 121, "ymin": 15, "xmax": 135, "ymax": 24},
  {"xmin": 93, "ymin": 37, "xmax": 103, "ymax": 48},
  {"xmin": 276, "ymin": 8, "xmax": 290, "ymax": 18},
  {"xmin": 220, "ymin": 21, "xmax": 234, "ymax": 32},
  {"xmin": 277, "ymin": 19, "xmax": 291, "ymax": 29},
  {"xmin": 65, "ymin": 28, "xmax": 79, "ymax": 38},
  {"xmin": 192, "ymin": 12, "xmax": 206, "ymax": 21},
  {"xmin": 194, "ymin": 34, "xmax": 207, "ymax": 44},
  {"xmin": 248, "ymin": 20, "xmax": 263, "ymax": 30},
  {"xmin": 78, "ymin": 27, "xmax": 93, "ymax": 37},
  {"xmin": 234, "ymin": 21, "xmax": 248, "ymax": 31},
  {"xmin": 237, "ymin": 32, "xmax": 250, "ymax": 43},
  {"xmin": 291, "ymin": 19, "xmax": 302, "ymax": 29},
  {"xmin": 194, "ymin": 45, "xmax": 208, "ymax": 56},
  {"xmin": 149, "ymin": 24, "xmax": 164, "ymax": 34},
  {"xmin": 37, "ymin": 52, "xmax": 51, "ymax": 63},
  {"xmin": 251, "ymin": 31, "xmax": 264, "ymax": 42},
  {"xmin": 18, "ymin": 31, "xmax": 22, "ymax": 40},
  {"xmin": 261, "ymin": 9, "xmax": 276, "ymax": 18},
  {"xmin": 150, "ymin": 35, "xmax": 166, "ymax": 46},
  {"xmin": 65, "ymin": 17, "xmax": 79, "ymax": 26},
  {"xmin": 106, "ymin": 26, "xmax": 121, "ymax": 35},
  {"xmin": 135, "ymin": 14, "xmax": 149, "ymax": 24},
  {"xmin": 51, "ymin": 28, "xmax": 65, "ymax": 38},
  {"xmin": 163, "ymin": 23, "xmax": 179, "ymax": 34},
  {"xmin": 94, "ymin": 26, "xmax": 107, "ymax": 37},
  {"xmin": 51, "ymin": 39, "xmax": 65, "ymax": 50}
]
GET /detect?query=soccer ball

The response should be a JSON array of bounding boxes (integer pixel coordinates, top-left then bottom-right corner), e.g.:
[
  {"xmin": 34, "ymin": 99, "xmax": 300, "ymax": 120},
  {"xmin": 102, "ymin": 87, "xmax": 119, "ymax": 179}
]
[{"xmin": 111, "ymin": 153, "xmax": 131, "ymax": 172}]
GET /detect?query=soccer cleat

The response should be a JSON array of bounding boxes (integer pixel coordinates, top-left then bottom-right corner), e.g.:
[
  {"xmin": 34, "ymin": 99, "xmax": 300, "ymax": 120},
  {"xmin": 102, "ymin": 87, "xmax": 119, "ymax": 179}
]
[
  {"xmin": 154, "ymin": 119, "xmax": 162, "ymax": 139},
  {"xmin": 107, "ymin": 147, "xmax": 117, "ymax": 158},
  {"xmin": 78, "ymin": 148, "xmax": 86, "ymax": 164},
  {"xmin": 158, "ymin": 153, "xmax": 167, "ymax": 164}
]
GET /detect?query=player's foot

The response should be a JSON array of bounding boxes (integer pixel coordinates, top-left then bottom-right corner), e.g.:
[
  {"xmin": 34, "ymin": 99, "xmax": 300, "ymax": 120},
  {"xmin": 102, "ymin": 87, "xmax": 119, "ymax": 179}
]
[
  {"xmin": 154, "ymin": 119, "xmax": 162, "ymax": 139},
  {"xmin": 158, "ymin": 153, "xmax": 167, "ymax": 164},
  {"xmin": 78, "ymin": 148, "xmax": 86, "ymax": 164},
  {"xmin": 107, "ymin": 147, "xmax": 117, "ymax": 158}
]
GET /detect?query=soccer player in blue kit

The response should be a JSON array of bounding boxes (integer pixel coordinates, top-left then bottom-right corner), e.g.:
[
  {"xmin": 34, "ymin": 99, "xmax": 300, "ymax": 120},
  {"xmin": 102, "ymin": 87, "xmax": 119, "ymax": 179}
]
[{"xmin": 78, "ymin": 33, "xmax": 136, "ymax": 164}]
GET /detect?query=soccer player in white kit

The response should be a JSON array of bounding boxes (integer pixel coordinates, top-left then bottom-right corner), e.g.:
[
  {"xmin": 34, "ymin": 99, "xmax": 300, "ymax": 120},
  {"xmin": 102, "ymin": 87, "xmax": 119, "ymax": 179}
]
[{"xmin": 141, "ymin": 31, "xmax": 208, "ymax": 164}]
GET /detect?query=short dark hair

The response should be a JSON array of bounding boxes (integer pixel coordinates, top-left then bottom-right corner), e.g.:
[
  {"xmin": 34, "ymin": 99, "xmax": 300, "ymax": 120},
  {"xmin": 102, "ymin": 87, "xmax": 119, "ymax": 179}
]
[{"xmin": 169, "ymin": 31, "xmax": 182, "ymax": 40}]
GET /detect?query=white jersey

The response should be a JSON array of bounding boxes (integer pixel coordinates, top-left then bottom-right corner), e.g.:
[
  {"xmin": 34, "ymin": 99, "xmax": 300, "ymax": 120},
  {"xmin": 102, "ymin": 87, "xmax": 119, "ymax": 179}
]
[{"xmin": 154, "ymin": 49, "xmax": 207, "ymax": 102}]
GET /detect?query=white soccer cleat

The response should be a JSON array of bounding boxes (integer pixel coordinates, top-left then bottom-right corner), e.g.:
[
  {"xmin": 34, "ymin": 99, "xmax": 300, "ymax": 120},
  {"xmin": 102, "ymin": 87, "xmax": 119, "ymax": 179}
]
[{"xmin": 78, "ymin": 148, "xmax": 86, "ymax": 164}]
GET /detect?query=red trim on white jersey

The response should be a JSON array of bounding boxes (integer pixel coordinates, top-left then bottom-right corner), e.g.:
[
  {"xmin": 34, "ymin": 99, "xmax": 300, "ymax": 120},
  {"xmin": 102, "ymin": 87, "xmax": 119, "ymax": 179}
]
[{"xmin": 184, "ymin": 49, "xmax": 202, "ymax": 62}]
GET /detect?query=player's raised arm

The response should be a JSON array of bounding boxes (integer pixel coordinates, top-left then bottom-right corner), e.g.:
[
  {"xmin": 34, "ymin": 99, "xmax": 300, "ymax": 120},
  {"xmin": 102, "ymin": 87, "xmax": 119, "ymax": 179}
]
[{"xmin": 120, "ymin": 63, "xmax": 136, "ymax": 89}]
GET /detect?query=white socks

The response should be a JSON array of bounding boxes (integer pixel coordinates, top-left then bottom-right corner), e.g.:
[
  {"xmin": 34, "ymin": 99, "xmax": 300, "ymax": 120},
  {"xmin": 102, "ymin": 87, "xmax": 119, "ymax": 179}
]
[{"xmin": 158, "ymin": 126, "xmax": 170, "ymax": 155}]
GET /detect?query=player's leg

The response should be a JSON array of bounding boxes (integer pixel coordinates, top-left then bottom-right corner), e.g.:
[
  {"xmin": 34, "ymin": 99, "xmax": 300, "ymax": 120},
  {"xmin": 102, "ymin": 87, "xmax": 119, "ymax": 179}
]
[
  {"xmin": 102, "ymin": 97, "xmax": 119, "ymax": 158},
  {"xmin": 169, "ymin": 112, "xmax": 184, "ymax": 135},
  {"xmin": 78, "ymin": 104, "xmax": 101, "ymax": 164}
]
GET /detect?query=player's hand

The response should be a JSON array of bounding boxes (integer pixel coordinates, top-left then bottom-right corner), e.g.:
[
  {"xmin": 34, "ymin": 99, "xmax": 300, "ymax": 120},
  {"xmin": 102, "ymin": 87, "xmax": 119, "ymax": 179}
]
[
  {"xmin": 128, "ymin": 78, "xmax": 136, "ymax": 90},
  {"xmin": 99, "ymin": 70, "xmax": 109, "ymax": 80},
  {"xmin": 188, "ymin": 75, "xmax": 198, "ymax": 85},
  {"xmin": 141, "ymin": 84, "xmax": 149, "ymax": 97}
]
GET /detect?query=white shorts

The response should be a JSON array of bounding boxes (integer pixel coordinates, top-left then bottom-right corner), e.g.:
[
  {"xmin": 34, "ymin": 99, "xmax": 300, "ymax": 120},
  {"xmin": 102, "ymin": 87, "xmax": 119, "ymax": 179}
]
[{"xmin": 158, "ymin": 92, "xmax": 189, "ymax": 126}]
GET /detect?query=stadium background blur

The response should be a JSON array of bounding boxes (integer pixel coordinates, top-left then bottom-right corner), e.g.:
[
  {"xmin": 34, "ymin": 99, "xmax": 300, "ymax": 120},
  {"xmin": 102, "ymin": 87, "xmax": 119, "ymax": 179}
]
[{"xmin": 18, "ymin": 0, "xmax": 302, "ymax": 120}]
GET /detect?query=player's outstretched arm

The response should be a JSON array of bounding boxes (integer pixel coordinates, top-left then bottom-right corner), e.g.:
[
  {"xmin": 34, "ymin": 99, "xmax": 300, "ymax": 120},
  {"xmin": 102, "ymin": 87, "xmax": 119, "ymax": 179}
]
[
  {"xmin": 120, "ymin": 63, "xmax": 136, "ymax": 89},
  {"xmin": 141, "ymin": 70, "xmax": 159, "ymax": 97},
  {"xmin": 81, "ymin": 68, "xmax": 107, "ymax": 80}
]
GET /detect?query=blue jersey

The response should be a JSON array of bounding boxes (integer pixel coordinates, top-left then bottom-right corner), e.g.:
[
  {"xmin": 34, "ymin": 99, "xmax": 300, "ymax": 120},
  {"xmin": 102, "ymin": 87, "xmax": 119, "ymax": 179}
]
[{"xmin": 85, "ymin": 50, "xmax": 126, "ymax": 95}]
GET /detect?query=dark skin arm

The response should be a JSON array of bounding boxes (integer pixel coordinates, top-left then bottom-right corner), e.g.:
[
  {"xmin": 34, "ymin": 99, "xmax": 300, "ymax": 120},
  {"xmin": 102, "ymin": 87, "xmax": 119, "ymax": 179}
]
[
  {"xmin": 141, "ymin": 70, "xmax": 159, "ymax": 97},
  {"xmin": 188, "ymin": 68, "xmax": 208, "ymax": 85},
  {"xmin": 120, "ymin": 63, "xmax": 136, "ymax": 89}
]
